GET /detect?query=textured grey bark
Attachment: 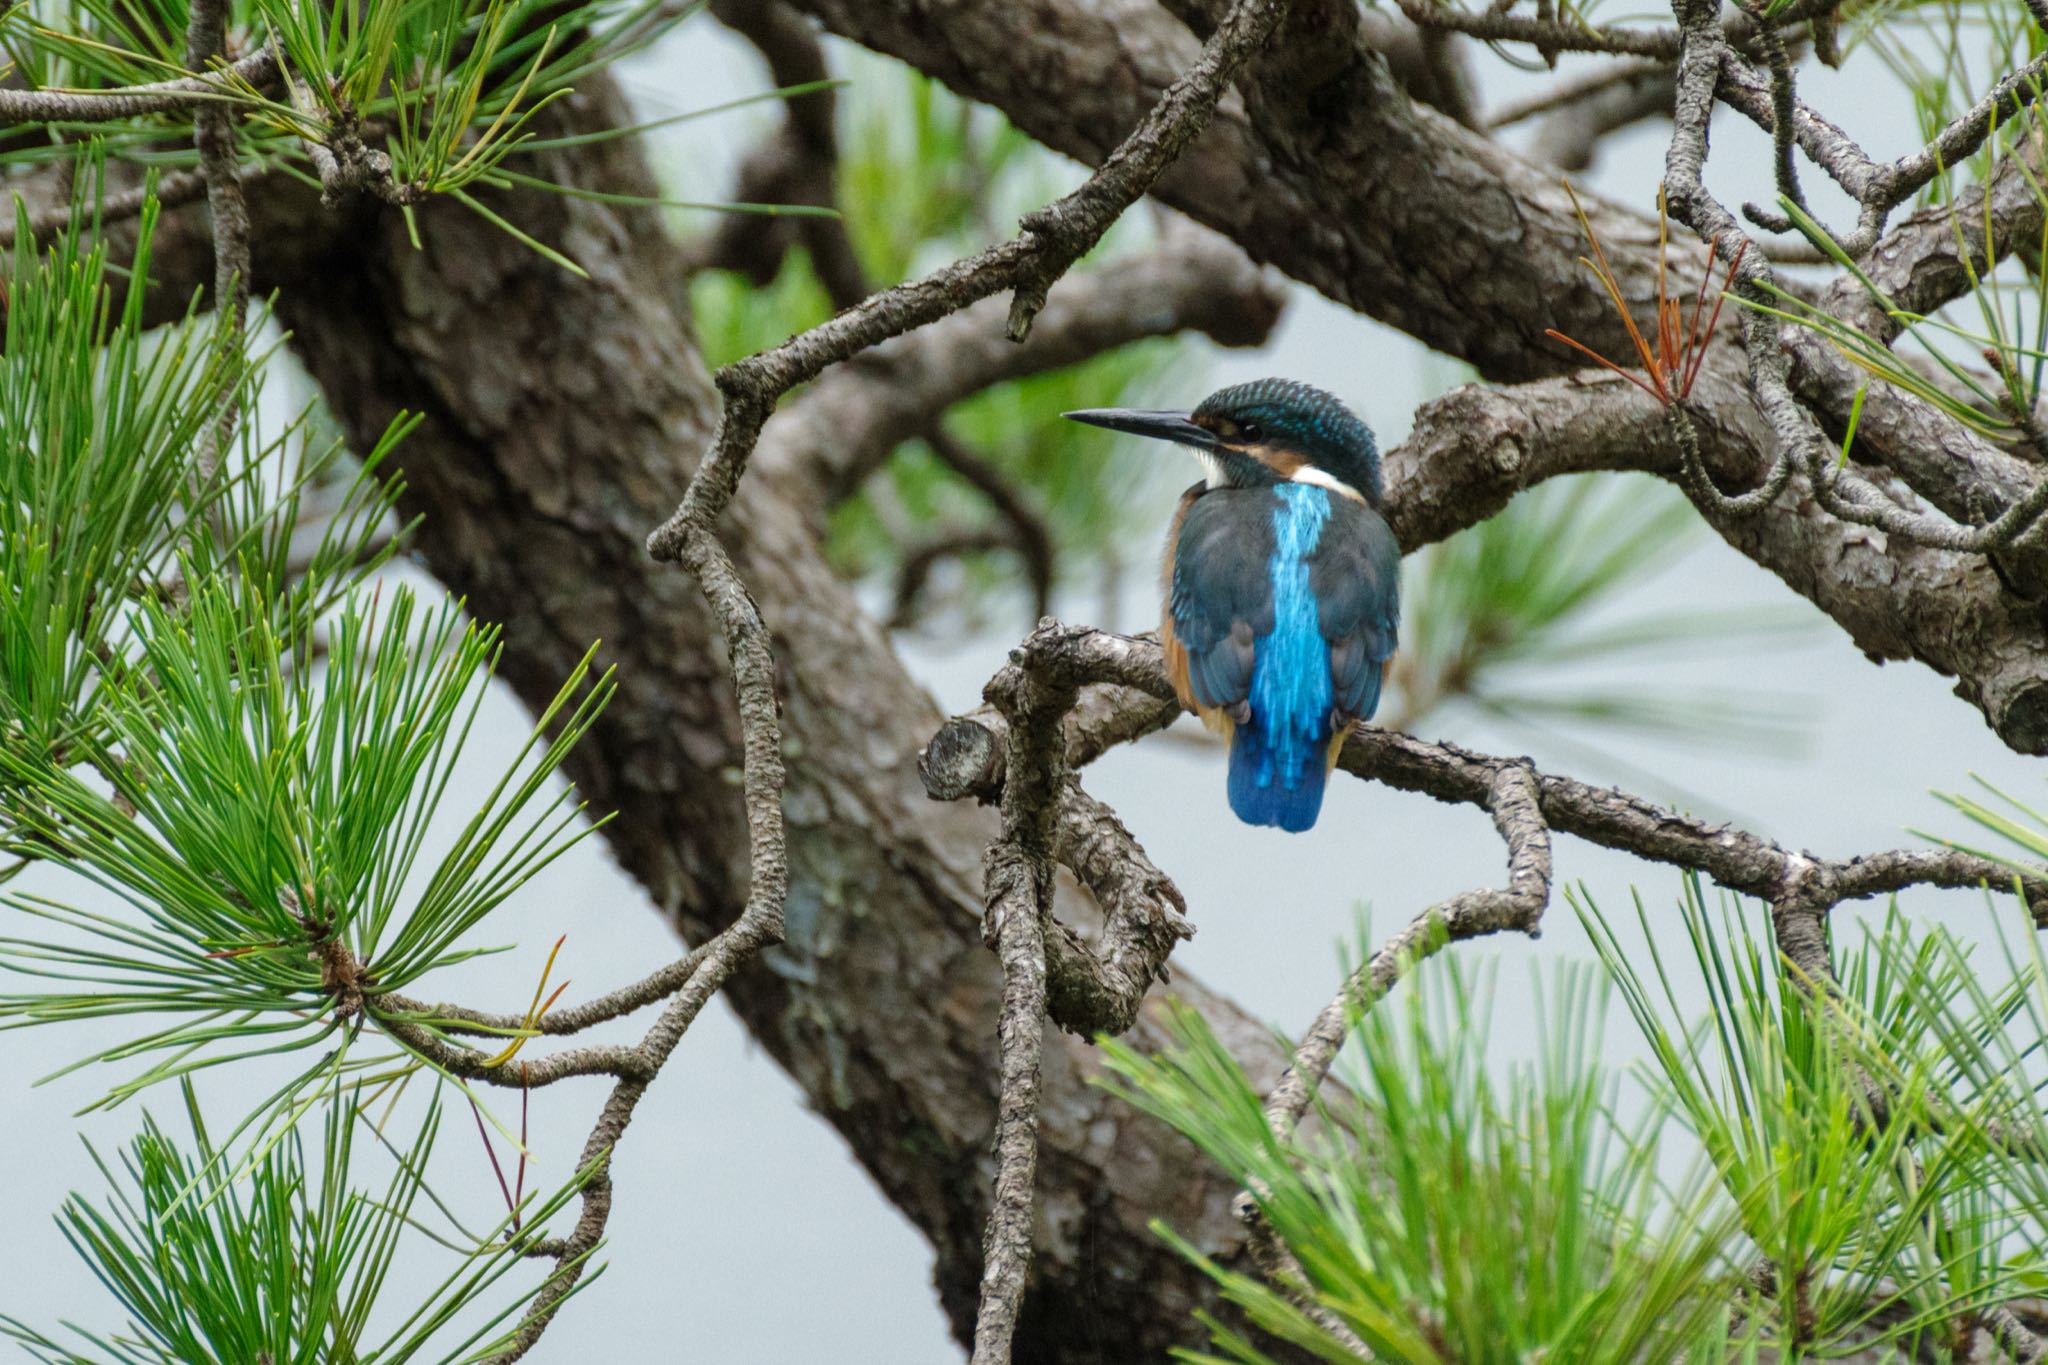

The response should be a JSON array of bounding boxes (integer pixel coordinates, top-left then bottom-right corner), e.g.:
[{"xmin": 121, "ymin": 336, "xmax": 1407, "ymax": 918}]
[
  {"xmin": 782, "ymin": 0, "xmax": 1675, "ymax": 378},
  {"xmin": 265, "ymin": 80, "xmax": 1298, "ymax": 1363}
]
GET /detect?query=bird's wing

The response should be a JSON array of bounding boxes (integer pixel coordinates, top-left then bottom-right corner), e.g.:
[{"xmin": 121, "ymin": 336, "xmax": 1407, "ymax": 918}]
[
  {"xmin": 1167, "ymin": 490, "xmax": 1276, "ymax": 718},
  {"xmin": 1310, "ymin": 497, "xmax": 1402, "ymax": 723}
]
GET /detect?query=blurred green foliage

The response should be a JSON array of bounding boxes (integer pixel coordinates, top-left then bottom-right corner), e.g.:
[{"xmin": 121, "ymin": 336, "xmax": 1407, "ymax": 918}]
[{"xmin": 688, "ymin": 55, "xmax": 1192, "ymax": 634}]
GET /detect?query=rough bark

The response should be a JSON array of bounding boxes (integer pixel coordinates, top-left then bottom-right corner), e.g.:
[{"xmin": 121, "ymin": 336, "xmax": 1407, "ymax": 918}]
[
  {"xmin": 268, "ymin": 78, "xmax": 1295, "ymax": 1363},
  {"xmin": 782, "ymin": 0, "xmax": 1676, "ymax": 379}
]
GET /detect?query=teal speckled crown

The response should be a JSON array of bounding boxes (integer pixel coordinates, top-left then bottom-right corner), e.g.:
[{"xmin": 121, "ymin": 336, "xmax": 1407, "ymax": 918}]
[{"xmin": 1192, "ymin": 378, "xmax": 1380, "ymax": 503}]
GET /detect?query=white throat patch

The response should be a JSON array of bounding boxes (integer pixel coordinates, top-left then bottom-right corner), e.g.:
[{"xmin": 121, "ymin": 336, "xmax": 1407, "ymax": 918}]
[{"xmin": 1289, "ymin": 464, "xmax": 1368, "ymax": 504}]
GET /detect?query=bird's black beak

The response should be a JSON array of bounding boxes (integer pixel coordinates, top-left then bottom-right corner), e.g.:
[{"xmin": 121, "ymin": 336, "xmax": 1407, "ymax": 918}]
[{"xmin": 1063, "ymin": 408, "xmax": 1217, "ymax": 450}]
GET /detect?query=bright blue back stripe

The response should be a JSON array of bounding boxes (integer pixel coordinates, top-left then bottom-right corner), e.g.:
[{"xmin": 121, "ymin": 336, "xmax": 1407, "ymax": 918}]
[{"xmin": 1230, "ymin": 484, "xmax": 1332, "ymax": 829}]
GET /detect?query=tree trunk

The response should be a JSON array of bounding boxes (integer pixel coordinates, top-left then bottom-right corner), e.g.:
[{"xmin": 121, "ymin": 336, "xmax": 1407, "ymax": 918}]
[{"xmin": 270, "ymin": 79, "xmax": 1288, "ymax": 1362}]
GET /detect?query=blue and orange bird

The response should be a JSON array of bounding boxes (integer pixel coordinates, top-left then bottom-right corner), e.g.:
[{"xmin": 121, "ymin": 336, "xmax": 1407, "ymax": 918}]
[{"xmin": 1066, "ymin": 379, "xmax": 1399, "ymax": 833}]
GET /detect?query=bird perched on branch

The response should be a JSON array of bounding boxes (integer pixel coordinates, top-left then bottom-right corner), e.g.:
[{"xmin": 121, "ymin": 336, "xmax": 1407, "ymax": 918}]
[{"xmin": 1066, "ymin": 379, "xmax": 1399, "ymax": 832}]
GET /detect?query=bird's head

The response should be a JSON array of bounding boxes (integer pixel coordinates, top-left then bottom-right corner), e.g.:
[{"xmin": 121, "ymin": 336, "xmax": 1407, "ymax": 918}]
[{"xmin": 1065, "ymin": 378, "xmax": 1382, "ymax": 505}]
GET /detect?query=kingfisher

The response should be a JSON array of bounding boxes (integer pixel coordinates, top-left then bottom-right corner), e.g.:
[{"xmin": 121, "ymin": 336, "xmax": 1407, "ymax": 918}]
[{"xmin": 1065, "ymin": 379, "xmax": 1399, "ymax": 833}]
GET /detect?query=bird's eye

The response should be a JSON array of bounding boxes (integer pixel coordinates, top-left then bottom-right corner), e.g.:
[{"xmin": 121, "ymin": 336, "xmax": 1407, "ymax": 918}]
[{"xmin": 1238, "ymin": 421, "xmax": 1264, "ymax": 442}]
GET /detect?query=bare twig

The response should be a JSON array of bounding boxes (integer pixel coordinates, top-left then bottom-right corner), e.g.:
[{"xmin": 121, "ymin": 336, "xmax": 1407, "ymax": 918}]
[
  {"xmin": 1262, "ymin": 762, "xmax": 1551, "ymax": 1132},
  {"xmin": 1486, "ymin": 58, "xmax": 1672, "ymax": 129},
  {"xmin": 549, "ymin": 4, "xmax": 1290, "ymax": 1357},
  {"xmin": 1737, "ymin": 0, "xmax": 1808, "ymax": 229},
  {"xmin": 0, "ymin": 48, "xmax": 276, "ymax": 124},
  {"xmin": 186, "ymin": 0, "xmax": 247, "ymax": 475},
  {"xmin": 971, "ymin": 843, "xmax": 1047, "ymax": 1365},
  {"xmin": 378, "ymin": 939, "xmax": 718, "ymax": 1041}
]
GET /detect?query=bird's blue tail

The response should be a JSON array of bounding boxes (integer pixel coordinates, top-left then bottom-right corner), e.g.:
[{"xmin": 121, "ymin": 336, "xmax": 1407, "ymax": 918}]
[{"xmin": 1227, "ymin": 720, "xmax": 1328, "ymax": 832}]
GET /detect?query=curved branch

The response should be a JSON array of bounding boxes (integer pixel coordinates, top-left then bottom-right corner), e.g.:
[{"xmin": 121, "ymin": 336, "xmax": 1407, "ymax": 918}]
[
  {"xmin": 695, "ymin": 0, "xmax": 870, "ymax": 309},
  {"xmin": 1262, "ymin": 761, "xmax": 1550, "ymax": 1133},
  {"xmin": 971, "ymin": 843, "xmax": 1048, "ymax": 1365}
]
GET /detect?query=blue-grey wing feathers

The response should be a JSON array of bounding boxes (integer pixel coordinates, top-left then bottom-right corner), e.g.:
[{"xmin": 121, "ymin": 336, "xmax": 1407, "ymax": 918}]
[
  {"xmin": 1169, "ymin": 492, "xmax": 1273, "ymax": 719},
  {"xmin": 1312, "ymin": 496, "xmax": 1401, "ymax": 724}
]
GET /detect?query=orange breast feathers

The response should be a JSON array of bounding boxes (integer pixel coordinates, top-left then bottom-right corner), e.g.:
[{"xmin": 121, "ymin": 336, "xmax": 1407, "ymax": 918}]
[
  {"xmin": 1160, "ymin": 615, "xmax": 1233, "ymax": 735},
  {"xmin": 1159, "ymin": 486, "xmax": 1232, "ymax": 735}
]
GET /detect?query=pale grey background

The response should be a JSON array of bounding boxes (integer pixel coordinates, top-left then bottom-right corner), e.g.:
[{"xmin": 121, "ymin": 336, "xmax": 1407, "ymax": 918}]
[{"xmin": 2, "ymin": 14, "xmax": 2041, "ymax": 1363}]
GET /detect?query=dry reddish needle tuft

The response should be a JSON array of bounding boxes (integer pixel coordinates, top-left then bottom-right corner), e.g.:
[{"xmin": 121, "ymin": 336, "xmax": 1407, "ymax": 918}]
[{"xmin": 1546, "ymin": 183, "xmax": 1746, "ymax": 406}]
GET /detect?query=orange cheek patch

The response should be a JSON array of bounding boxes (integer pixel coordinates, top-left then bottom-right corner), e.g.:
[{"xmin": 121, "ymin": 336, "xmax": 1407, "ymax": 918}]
[{"xmin": 1253, "ymin": 445, "xmax": 1305, "ymax": 478}]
